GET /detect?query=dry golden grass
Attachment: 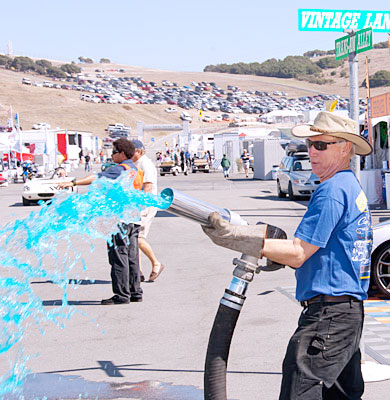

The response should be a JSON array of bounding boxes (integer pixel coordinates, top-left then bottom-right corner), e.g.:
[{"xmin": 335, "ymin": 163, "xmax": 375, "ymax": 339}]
[{"xmin": 0, "ymin": 48, "xmax": 388, "ymax": 140}]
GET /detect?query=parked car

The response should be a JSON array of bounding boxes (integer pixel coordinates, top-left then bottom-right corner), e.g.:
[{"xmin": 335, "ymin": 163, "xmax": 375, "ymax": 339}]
[
  {"xmin": 22, "ymin": 78, "xmax": 31, "ymax": 85},
  {"xmin": 180, "ymin": 111, "xmax": 192, "ymax": 122},
  {"xmin": 109, "ymin": 130, "xmax": 129, "ymax": 139},
  {"xmin": 371, "ymin": 221, "xmax": 390, "ymax": 298},
  {"xmin": 276, "ymin": 145, "xmax": 320, "ymax": 200},
  {"xmin": 165, "ymin": 107, "xmax": 178, "ymax": 113},
  {"xmin": 22, "ymin": 170, "xmax": 78, "ymax": 206},
  {"xmin": 32, "ymin": 122, "xmax": 51, "ymax": 130}
]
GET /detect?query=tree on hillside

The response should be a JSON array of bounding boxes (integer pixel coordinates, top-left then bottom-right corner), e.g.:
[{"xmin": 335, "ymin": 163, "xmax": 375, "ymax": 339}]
[
  {"xmin": 315, "ymin": 57, "xmax": 344, "ymax": 69},
  {"xmin": 78, "ymin": 56, "xmax": 94, "ymax": 64},
  {"xmin": 278, "ymin": 56, "xmax": 321, "ymax": 78},
  {"xmin": 35, "ymin": 59, "xmax": 52, "ymax": 70},
  {"xmin": 9, "ymin": 56, "xmax": 35, "ymax": 72},
  {"xmin": 256, "ymin": 58, "xmax": 280, "ymax": 77},
  {"xmin": 46, "ymin": 66, "xmax": 66, "ymax": 78},
  {"xmin": 100, "ymin": 58, "xmax": 110, "ymax": 63},
  {"xmin": 34, "ymin": 65, "xmax": 46, "ymax": 75},
  {"xmin": 60, "ymin": 63, "xmax": 81, "ymax": 74},
  {"xmin": 373, "ymin": 41, "xmax": 388, "ymax": 49},
  {"xmin": 0, "ymin": 55, "xmax": 11, "ymax": 66},
  {"xmin": 364, "ymin": 70, "xmax": 390, "ymax": 88}
]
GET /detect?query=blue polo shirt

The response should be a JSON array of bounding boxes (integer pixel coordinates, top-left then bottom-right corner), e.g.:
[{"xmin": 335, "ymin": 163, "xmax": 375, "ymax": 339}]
[{"xmin": 294, "ymin": 170, "xmax": 372, "ymax": 301}]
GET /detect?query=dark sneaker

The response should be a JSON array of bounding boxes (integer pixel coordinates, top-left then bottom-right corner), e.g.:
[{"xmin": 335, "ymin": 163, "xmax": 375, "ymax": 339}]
[
  {"xmin": 130, "ymin": 297, "xmax": 143, "ymax": 303},
  {"xmin": 101, "ymin": 295, "xmax": 130, "ymax": 305}
]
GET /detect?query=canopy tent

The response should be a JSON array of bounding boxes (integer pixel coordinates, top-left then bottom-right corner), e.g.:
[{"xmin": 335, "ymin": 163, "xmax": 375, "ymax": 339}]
[{"xmin": 262, "ymin": 110, "xmax": 305, "ymax": 124}]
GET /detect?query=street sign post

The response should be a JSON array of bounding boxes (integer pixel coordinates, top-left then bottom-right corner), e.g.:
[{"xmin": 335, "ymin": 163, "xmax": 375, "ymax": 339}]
[
  {"xmin": 335, "ymin": 27, "xmax": 372, "ymax": 60},
  {"xmin": 332, "ymin": 27, "xmax": 373, "ymax": 180}
]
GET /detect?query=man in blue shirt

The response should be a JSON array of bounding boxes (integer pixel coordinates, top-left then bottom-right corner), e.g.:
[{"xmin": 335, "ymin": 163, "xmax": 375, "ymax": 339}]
[{"xmin": 202, "ymin": 112, "xmax": 373, "ymax": 399}]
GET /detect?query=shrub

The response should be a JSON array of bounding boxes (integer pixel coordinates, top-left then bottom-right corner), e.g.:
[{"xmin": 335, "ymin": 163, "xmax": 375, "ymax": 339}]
[
  {"xmin": 368, "ymin": 70, "xmax": 390, "ymax": 88},
  {"xmin": 373, "ymin": 41, "xmax": 388, "ymax": 49},
  {"xmin": 315, "ymin": 57, "xmax": 344, "ymax": 69},
  {"xmin": 100, "ymin": 58, "xmax": 110, "ymax": 63},
  {"xmin": 340, "ymin": 69, "xmax": 347, "ymax": 78}
]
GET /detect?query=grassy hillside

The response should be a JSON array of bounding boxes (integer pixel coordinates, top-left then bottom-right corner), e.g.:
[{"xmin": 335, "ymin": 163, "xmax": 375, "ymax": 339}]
[{"xmin": 0, "ymin": 47, "xmax": 388, "ymax": 141}]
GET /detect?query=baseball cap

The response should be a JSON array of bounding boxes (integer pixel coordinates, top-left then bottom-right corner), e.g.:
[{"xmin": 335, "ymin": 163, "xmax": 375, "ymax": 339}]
[{"xmin": 131, "ymin": 139, "xmax": 145, "ymax": 149}]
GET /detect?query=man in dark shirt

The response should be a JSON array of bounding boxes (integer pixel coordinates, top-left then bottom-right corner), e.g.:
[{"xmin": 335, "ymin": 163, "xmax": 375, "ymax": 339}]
[{"xmin": 58, "ymin": 138, "xmax": 143, "ymax": 305}]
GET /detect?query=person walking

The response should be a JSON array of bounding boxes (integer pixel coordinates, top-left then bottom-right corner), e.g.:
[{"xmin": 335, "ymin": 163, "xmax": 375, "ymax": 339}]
[
  {"xmin": 84, "ymin": 153, "xmax": 91, "ymax": 172},
  {"xmin": 240, "ymin": 149, "xmax": 250, "ymax": 178},
  {"xmin": 131, "ymin": 139, "xmax": 165, "ymax": 282},
  {"xmin": 58, "ymin": 138, "xmax": 144, "ymax": 305},
  {"xmin": 202, "ymin": 111, "xmax": 373, "ymax": 399},
  {"xmin": 220, "ymin": 154, "xmax": 231, "ymax": 178}
]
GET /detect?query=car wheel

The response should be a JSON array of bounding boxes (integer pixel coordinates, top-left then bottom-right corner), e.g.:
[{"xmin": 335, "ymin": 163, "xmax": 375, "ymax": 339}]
[
  {"xmin": 22, "ymin": 197, "xmax": 31, "ymax": 206},
  {"xmin": 288, "ymin": 182, "xmax": 296, "ymax": 201},
  {"xmin": 277, "ymin": 180, "xmax": 286, "ymax": 198},
  {"xmin": 371, "ymin": 242, "xmax": 390, "ymax": 298},
  {"xmin": 184, "ymin": 171, "xmax": 188, "ymax": 176},
  {"xmin": 160, "ymin": 173, "xmax": 165, "ymax": 176},
  {"xmin": 192, "ymin": 170, "xmax": 196, "ymax": 173},
  {"xmin": 173, "ymin": 170, "xmax": 178, "ymax": 176}
]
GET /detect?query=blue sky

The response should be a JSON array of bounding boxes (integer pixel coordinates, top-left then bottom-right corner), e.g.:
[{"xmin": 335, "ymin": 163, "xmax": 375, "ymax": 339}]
[{"xmin": 1, "ymin": 1, "xmax": 389, "ymax": 71}]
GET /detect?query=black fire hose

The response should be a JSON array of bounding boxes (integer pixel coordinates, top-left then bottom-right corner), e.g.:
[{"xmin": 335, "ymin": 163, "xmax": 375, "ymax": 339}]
[
  {"xmin": 204, "ymin": 224, "xmax": 287, "ymax": 400},
  {"xmin": 204, "ymin": 301, "xmax": 241, "ymax": 400}
]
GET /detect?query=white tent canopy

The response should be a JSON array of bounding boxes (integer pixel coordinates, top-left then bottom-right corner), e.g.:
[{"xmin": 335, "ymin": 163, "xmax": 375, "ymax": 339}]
[{"xmin": 263, "ymin": 110, "xmax": 304, "ymax": 124}]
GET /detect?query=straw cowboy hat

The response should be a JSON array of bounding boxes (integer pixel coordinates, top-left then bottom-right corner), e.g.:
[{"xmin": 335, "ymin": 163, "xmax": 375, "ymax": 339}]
[{"xmin": 292, "ymin": 111, "xmax": 372, "ymax": 156}]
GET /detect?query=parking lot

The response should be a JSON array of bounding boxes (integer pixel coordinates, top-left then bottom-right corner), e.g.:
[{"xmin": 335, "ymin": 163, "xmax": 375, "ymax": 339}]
[{"xmin": 1, "ymin": 169, "xmax": 390, "ymax": 399}]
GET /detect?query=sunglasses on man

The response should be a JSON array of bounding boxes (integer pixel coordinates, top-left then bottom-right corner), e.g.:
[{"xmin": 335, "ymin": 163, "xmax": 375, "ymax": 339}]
[
  {"xmin": 112, "ymin": 149, "xmax": 119, "ymax": 155},
  {"xmin": 306, "ymin": 139, "xmax": 345, "ymax": 151}
]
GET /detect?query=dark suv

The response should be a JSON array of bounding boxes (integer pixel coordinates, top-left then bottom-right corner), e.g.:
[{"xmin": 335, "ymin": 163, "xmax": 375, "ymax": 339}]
[{"xmin": 276, "ymin": 143, "xmax": 320, "ymax": 201}]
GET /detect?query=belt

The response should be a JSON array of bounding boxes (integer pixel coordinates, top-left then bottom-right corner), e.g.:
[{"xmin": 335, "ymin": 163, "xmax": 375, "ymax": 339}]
[{"xmin": 300, "ymin": 294, "xmax": 361, "ymax": 308}]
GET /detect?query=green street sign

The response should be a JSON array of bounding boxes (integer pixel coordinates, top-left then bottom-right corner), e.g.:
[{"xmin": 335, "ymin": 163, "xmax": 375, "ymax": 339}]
[
  {"xmin": 335, "ymin": 27, "xmax": 372, "ymax": 60},
  {"xmin": 299, "ymin": 9, "xmax": 390, "ymax": 32}
]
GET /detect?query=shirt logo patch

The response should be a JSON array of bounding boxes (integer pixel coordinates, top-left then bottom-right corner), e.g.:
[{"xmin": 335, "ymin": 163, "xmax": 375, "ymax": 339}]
[{"xmin": 356, "ymin": 191, "xmax": 368, "ymax": 212}]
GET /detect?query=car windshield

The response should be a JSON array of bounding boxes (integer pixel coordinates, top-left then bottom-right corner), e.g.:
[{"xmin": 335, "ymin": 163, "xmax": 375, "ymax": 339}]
[{"xmin": 293, "ymin": 159, "xmax": 312, "ymax": 171}]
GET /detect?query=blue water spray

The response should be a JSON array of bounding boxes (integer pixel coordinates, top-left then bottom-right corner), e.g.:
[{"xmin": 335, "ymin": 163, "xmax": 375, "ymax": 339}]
[{"xmin": 0, "ymin": 173, "xmax": 171, "ymax": 397}]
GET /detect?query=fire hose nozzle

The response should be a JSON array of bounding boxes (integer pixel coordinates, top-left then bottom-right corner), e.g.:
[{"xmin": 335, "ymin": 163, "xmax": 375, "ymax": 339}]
[{"xmin": 160, "ymin": 187, "xmax": 247, "ymax": 226}]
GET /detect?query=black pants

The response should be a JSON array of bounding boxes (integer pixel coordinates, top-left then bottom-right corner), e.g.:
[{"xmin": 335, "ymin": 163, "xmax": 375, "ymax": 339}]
[
  {"xmin": 107, "ymin": 223, "xmax": 142, "ymax": 301},
  {"xmin": 279, "ymin": 300, "xmax": 364, "ymax": 400}
]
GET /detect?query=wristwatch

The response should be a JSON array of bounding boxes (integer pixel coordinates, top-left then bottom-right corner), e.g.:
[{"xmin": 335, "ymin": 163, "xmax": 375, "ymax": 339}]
[{"xmin": 71, "ymin": 178, "xmax": 77, "ymax": 186}]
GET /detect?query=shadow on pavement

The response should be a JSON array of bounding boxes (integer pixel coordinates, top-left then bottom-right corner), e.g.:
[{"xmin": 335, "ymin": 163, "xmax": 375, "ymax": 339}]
[
  {"xmin": 31, "ymin": 279, "xmax": 111, "ymax": 285},
  {"xmin": 42, "ymin": 300, "xmax": 102, "ymax": 306}
]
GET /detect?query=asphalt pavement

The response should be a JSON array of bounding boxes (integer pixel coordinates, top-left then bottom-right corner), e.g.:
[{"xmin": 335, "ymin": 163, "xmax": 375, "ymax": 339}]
[{"xmin": 1, "ymin": 166, "xmax": 390, "ymax": 399}]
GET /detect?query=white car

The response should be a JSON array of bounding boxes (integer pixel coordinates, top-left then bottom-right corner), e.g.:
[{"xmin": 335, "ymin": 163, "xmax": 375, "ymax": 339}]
[
  {"xmin": 165, "ymin": 107, "xmax": 178, "ymax": 113},
  {"xmin": 22, "ymin": 171, "xmax": 78, "ymax": 206},
  {"xmin": 32, "ymin": 122, "xmax": 51, "ymax": 130},
  {"xmin": 202, "ymin": 115, "xmax": 212, "ymax": 123},
  {"xmin": 180, "ymin": 111, "xmax": 192, "ymax": 122},
  {"xmin": 371, "ymin": 221, "xmax": 390, "ymax": 298}
]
